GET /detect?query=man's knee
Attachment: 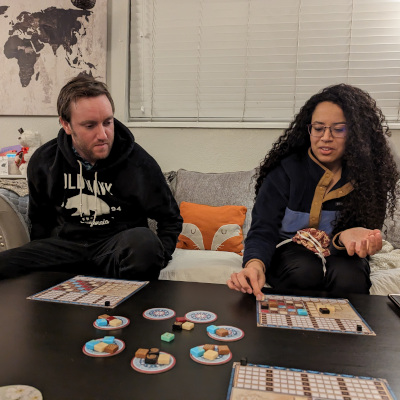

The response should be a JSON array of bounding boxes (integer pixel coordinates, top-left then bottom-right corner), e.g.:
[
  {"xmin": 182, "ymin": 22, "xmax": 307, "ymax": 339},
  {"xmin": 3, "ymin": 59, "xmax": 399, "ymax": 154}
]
[{"xmin": 117, "ymin": 227, "xmax": 165, "ymax": 280}]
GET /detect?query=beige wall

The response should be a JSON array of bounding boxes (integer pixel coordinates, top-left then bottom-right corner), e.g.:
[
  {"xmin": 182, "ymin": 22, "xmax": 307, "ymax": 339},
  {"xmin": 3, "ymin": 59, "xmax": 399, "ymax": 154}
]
[{"xmin": 0, "ymin": 0, "xmax": 399, "ymax": 173}]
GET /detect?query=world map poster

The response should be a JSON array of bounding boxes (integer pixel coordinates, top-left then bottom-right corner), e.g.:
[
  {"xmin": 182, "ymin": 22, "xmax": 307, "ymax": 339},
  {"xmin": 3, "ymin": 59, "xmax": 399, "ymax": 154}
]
[{"xmin": 0, "ymin": 0, "xmax": 107, "ymax": 115}]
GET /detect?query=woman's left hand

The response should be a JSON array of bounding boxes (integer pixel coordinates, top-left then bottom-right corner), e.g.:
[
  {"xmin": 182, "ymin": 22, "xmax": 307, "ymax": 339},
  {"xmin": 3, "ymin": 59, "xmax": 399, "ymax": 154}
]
[{"xmin": 339, "ymin": 228, "xmax": 382, "ymax": 258}]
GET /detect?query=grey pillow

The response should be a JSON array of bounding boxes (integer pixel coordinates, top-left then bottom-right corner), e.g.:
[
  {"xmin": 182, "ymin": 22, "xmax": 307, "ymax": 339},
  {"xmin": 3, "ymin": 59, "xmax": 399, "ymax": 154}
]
[
  {"xmin": 0, "ymin": 188, "xmax": 30, "ymax": 229},
  {"xmin": 174, "ymin": 169, "xmax": 256, "ymax": 238},
  {"xmin": 148, "ymin": 171, "xmax": 177, "ymax": 234}
]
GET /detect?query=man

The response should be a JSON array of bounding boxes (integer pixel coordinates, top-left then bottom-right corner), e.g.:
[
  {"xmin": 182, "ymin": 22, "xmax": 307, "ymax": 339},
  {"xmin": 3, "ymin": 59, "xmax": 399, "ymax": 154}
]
[{"xmin": 0, "ymin": 75, "xmax": 182, "ymax": 280}]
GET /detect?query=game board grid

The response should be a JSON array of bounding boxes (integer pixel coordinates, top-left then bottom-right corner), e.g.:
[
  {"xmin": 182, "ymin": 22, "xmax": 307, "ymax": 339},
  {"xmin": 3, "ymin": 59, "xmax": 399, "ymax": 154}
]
[
  {"xmin": 257, "ymin": 295, "xmax": 375, "ymax": 335},
  {"xmin": 54, "ymin": 278, "xmax": 100, "ymax": 293},
  {"xmin": 232, "ymin": 365, "xmax": 393, "ymax": 400},
  {"xmin": 27, "ymin": 276, "xmax": 149, "ymax": 308}
]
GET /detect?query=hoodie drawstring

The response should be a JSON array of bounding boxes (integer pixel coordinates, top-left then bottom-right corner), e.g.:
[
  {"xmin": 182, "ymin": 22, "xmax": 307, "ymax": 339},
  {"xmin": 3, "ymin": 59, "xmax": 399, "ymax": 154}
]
[
  {"xmin": 77, "ymin": 160, "xmax": 98, "ymax": 226},
  {"xmin": 78, "ymin": 160, "xmax": 84, "ymax": 218},
  {"xmin": 92, "ymin": 171, "xmax": 98, "ymax": 226}
]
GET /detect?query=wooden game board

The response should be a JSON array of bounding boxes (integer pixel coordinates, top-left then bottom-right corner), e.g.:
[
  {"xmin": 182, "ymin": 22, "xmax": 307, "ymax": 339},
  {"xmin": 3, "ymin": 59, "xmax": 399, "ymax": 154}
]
[
  {"xmin": 27, "ymin": 275, "xmax": 148, "ymax": 308},
  {"xmin": 257, "ymin": 294, "xmax": 375, "ymax": 336},
  {"xmin": 227, "ymin": 363, "xmax": 396, "ymax": 400}
]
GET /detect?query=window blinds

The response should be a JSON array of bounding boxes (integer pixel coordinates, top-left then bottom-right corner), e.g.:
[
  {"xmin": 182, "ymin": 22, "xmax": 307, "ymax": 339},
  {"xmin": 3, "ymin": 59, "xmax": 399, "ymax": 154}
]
[{"xmin": 129, "ymin": 0, "xmax": 400, "ymax": 124}]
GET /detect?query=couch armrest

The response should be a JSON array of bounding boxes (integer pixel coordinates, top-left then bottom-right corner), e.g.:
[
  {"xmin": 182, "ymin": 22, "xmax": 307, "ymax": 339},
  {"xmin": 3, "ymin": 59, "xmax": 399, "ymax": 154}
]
[{"xmin": 0, "ymin": 194, "xmax": 30, "ymax": 252}]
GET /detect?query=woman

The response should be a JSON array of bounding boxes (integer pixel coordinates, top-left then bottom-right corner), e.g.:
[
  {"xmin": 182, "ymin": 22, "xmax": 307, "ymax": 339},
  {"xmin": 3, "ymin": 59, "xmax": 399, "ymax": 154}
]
[{"xmin": 227, "ymin": 84, "xmax": 399, "ymax": 298}]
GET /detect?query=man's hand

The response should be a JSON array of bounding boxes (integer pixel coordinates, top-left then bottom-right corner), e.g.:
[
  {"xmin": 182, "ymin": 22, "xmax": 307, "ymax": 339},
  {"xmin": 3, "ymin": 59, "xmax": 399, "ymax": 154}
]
[
  {"xmin": 339, "ymin": 227, "xmax": 382, "ymax": 258},
  {"xmin": 227, "ymin": 260, "xmax": 266, "ymax": 300}
]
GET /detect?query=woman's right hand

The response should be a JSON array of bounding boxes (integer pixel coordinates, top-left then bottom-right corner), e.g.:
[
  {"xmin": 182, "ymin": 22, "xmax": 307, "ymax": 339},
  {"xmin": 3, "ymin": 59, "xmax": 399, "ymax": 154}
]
[
  {"xmin": 227, "ymin": 260, "xmax": 266, "ymax": 300},
  {"xmin": 339, "ymin": 227, "xmax": 382, "ymax": 257}
]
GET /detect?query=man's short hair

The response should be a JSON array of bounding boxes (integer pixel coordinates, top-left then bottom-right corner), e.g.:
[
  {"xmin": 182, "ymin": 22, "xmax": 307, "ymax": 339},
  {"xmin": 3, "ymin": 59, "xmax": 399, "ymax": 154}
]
[{"xmin": 57, "ymin": 74, "xmax": 115, "ymax": 122}]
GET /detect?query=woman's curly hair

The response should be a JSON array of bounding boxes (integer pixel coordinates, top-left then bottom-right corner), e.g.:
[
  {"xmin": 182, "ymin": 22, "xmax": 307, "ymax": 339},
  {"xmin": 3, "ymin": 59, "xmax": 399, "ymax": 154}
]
[{"xmin": 255, "ymin": 83, "xmax": 399, "ymax": 235}]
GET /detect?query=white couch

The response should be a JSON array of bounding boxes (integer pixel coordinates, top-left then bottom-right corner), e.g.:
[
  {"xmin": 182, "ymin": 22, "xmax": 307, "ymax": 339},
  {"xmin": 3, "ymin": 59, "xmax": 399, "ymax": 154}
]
[{"xmin": 1, "ymin": 169, "xmax": 400, "ymax": 295}]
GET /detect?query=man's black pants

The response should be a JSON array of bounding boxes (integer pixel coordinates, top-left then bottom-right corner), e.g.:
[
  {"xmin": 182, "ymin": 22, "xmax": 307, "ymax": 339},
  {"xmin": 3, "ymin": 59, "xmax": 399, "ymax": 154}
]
[{"xmin": 0, "ymin": 227, "xmax": 165, "ymax": 281}]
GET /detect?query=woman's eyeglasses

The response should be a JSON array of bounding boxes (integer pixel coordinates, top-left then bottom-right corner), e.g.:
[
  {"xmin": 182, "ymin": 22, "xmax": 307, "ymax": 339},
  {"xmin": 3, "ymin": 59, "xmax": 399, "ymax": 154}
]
[{"xmin": 307, "ymin": 123, "xmax": 347, "ymax": 138}]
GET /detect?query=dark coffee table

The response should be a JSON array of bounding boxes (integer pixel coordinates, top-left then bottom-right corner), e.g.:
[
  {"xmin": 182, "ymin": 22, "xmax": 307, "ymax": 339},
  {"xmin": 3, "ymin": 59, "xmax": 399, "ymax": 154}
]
[{"xmin": 0, "ymin": 272, "xmax": 399, "ymax": 399}]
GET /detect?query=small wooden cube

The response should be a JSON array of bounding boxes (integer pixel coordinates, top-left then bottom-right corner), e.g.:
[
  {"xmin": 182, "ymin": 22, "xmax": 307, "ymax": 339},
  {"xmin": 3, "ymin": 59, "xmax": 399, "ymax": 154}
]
[
  {"xmin": 203, "ymin": 349, "xmax": 218, "ymax": 360},
  {"xmin": 94, "ymin": 342, "xmax": 108, "ymax": 353},
  {"xmin": 145, "ymin": 354, "xmax": 158, "ymax": 364},
  {"xmin": 103, "ymin": 336, "xmax": 115, "ymax": 344},
  {"xmin": 109, "ymin": 318, "xmax": 123, "ymax": 327},
  {"xmin": 161, "ymin": 332, "xmax": 175, "ymax": 342},
  {"xmin": 218, "ymin": 345, "xmax": 230, "ymax": 355},
  {"xmin": 190, "ymin": 346, "xmax": 205, "ymax": 358},
  {"xmin": 104, "ymin": 343, "xmax": 119, "ymax": 354},
  {"xmin": 86, "ymin": 339, "xmax": 100, "ymax": 351},
  {"xmin": 182, "ymin": 321, "xmax": 194, "ymax": 331},
  {"xmin": 135, "ymin": 348, "xmax": 149, "ymax": 359},
  {"xmin": 203, "ymin": 344, "xmax": 215, "ymax": 351},
  {"xmin": 206, "ymin": 325, "xmax": 218, "ymax": 334},
  {"xmin": 157, "ymin": 353, "xmax": 171, "ymax": 365},
  {"xmin": 216, "ymin": 328, "xmax": 229, "ymax": 337},
  {"xmin": 98, "ymin": 314, "xmax": 110, "ymax": 319},
  {"xmin": 172, "ymin": 321, "xmax": 183, "ymax": 331}
]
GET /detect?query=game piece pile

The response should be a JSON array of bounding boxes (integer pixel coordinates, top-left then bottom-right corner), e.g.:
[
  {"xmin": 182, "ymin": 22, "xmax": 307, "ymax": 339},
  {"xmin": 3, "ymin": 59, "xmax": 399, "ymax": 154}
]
[
  {"xmin": 207, "ymin": 325, "xmax": 229, "ymax": 337},
  {"xmin": 85, "ymin": 336, "xmax": 119, "ymax": 354},
  {"xmin": 160, "ymin": 316, "xmax": 196, "ymax": 342},
  {"xmin": 172, "ymin": 316, "xmax": 194, "ymax": 331},
  {"xmin": 96, "ymin": 313, "xmax": 122, "ymax": 327},
  {"xmin": 190, "ymin": 344, "xmax": 230, "ymax": 360},
  {"xmin": 135, "ymin": 348, "xmax": 171, "ymax": 365}
]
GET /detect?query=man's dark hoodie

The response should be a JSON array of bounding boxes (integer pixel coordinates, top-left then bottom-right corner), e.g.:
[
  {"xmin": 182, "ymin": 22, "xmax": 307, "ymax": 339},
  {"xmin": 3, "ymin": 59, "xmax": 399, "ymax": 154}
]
[{"xmin": 27, "ymin": 119, "xmax": 182, "ymax": 265}]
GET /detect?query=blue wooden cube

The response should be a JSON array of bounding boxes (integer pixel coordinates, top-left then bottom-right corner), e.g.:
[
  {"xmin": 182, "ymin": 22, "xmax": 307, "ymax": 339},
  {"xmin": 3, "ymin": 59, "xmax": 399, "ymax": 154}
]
[
  {"xmin": 190, "ymin": 346, "xmax": 205, "ymax": 358},
  {"xmin": 96, "ymin": 318, "xmax": 108, "ymax": 326},
  {"xmin": 206, "ymin": 324, "xmax": 218, "ymax": 334},
  {"xmin": 86, "ymin": 339, "xmax": 101, "ymax": 351},
  {"xmin": 103, "ymin": 336, "xmax": 115, "ymax": 344}
]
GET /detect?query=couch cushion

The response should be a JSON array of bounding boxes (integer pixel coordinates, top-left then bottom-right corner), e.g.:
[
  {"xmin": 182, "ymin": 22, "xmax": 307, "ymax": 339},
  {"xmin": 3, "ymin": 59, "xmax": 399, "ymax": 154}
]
[
  {"xmin": 369, "ymin": 240, "xmax": 400, "ymax": 295},
  {"xmin": 0, "ymin": 188, "xmax": 30, "ymax": 228},
  {"xmin": 0, "ymin": 193, "xmax": 30, "ymax": 251},
  {"xmin": 148, "ymin": 171, "xmax": 178, "ymax": 233},
  {"xmin": 370, "ymin": 269, "xmax": 400, "ymax": 295},
  {"xmin": 159, "ymin": 248, "xmax": 243, "ymax": 284},
  {"xmin": 177, "ymin": 202, "xmax": 247, "ymax": 254},
  {"xmin": 382, "ymin": 181, "xmax": 400, "ymax": 249},
  {"xmin": 174, "ymin": 169, "xmax": 256, "ymax": 238}
]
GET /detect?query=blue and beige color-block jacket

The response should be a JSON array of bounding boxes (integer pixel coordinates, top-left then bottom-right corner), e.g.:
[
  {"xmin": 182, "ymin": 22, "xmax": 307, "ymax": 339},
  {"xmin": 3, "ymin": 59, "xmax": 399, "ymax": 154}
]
[{"xmin": 243, "ymin": 148, "xmax": 353, "ymax": 270}]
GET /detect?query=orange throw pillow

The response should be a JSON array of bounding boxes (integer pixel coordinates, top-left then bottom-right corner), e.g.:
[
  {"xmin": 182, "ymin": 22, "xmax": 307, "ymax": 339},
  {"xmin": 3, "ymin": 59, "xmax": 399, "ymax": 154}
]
[{"xmin": 177, "ymin": 202, "xmax": 247, "ymax": 255}]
